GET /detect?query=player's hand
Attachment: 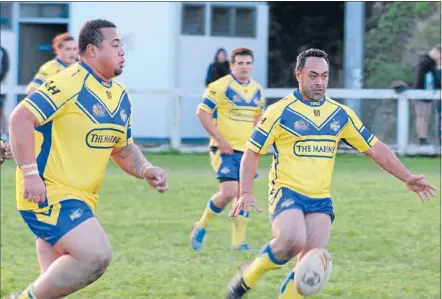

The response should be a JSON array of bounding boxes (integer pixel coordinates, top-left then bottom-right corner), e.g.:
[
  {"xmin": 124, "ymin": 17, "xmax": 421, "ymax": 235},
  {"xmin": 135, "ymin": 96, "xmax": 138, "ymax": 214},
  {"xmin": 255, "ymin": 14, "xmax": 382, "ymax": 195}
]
[
  {"xmin": 23, "ymin": 174, "xmax": 47, "ymax": 204},
  {"xmin": 143, "ymin": 167, "xmax": 168, "ymax": 193},
  {"xmin": 229, "ymin": 193, "xmax": 263, "ymax": 217},
  {"xmin": 218, "ymin": 138, "xmax": 233, "ymax": 155},
  {"xmin": 405, "ymin": 174, "xmax": 436, "ymax": 201}
]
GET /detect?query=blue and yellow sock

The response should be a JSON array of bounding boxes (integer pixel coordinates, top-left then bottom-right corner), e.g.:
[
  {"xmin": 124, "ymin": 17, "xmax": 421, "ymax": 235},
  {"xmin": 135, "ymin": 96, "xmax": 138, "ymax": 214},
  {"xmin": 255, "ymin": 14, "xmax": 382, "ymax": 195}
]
[
  {"xmin": 242, "ymin": 243, "xmax": 288, "ymax": 288},
  {"xmin": 196, "ymin": 199, "xmax": 222, "ymax": 228},
  {"xmin": 232, "ymin": 210, "xmax": 249, "ymax": 247},
  {"xmin": 18, "ymin": 286, "xmax": 37, "ymax": 299},
  {"xmin": 278, "ymin": 270, "xmax": 304, "ymax": 299}
]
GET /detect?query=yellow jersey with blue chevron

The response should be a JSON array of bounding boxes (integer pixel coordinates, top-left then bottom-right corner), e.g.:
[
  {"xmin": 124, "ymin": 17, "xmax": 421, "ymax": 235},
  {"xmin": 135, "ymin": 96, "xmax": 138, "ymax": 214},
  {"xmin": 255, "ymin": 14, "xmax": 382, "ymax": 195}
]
[
  {"xmin": 17, "ymin": 62, "xmax": 133, "ymax": 212},
  {"xmin": 27, "ymin": 57, "xmax": 70, "ymax": 91},
  {"xmin": 247, "ymin": 89, "xmax": 378, "ymax": 200},
  {"xmin": 198, "ymin": 74, "xmax": 265, "ymax": 152}
]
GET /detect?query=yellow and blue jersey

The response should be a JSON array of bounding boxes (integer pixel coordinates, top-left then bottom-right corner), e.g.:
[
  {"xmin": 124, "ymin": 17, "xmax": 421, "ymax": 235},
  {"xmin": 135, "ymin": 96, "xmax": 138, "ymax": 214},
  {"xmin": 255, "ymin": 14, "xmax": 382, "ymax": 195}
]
[
  {"xmin": 198, "ymin": 74, "xmax": 265, "ymax": 152},
  {"xmin": 17, "ymin": 62, "xmax": 133, "ymax": 212},
  {"xmin": 27, "ymin": 57, "xmax": 70, "ymax": 91},
  {"xmin": 247, "ymin": 89, "xmax": 378, "ymax": 200}
]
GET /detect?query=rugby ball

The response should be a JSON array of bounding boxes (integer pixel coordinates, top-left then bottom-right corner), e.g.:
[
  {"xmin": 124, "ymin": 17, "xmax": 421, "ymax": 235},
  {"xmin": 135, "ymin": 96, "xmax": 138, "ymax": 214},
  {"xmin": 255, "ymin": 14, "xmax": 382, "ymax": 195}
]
[{"xmin": 293, "ymin": 248, "xmax": 332, "ymax": 296}]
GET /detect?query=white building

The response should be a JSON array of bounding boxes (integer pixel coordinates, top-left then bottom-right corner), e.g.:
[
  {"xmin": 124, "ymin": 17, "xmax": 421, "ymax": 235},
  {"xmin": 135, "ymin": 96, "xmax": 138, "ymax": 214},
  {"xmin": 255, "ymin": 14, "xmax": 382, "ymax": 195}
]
[{"xmin": 0, "ymin": 1, "xmax": 269, "ymax": 143}]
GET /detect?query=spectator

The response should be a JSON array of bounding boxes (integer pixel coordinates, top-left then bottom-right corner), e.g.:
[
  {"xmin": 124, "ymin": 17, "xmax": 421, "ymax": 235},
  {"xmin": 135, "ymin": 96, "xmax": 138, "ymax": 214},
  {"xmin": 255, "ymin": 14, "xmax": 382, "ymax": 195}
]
[
  {"xmin": 205, "ymin": 48, "xmax": 229, "ymax": 86},
  {"xmin": 0, "ymin": 46, "xmax": 9, "ymax": 140},
  {"xmin": 413, "ymin": 44, "xmax": 441, "ymax": 145}
]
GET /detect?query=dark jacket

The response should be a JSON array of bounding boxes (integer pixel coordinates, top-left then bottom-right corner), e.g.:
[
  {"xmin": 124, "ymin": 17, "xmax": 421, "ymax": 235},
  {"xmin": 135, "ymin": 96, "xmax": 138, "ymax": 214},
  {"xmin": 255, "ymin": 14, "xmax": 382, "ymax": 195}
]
[
  {"xmin": 0, "ymin": 47, "xmax": 9, "ymax": 83},
  {"xmin": 205, "ymin": 48, "xmax": 230, "ymax": 86},
  {"xmin": 414, "ymin": 54, "xmax": 441, "ymax": 90}
]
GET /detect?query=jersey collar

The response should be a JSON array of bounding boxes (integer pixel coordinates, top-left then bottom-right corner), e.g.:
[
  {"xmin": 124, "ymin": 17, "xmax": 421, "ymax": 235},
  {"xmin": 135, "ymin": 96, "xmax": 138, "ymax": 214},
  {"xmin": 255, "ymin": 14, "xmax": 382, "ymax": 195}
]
[
  {"xmin": 79, "ymin": 62, "xmax": 113, "ymax": 88},
  {"xmin": 293, "ymin": 89, "xmax": 326, "ymax": 107},
  {"xmin": 55, "ymin": 57, "xmax": 68, "ymax": 68},
  {"xmin": 230, "ymin": 72, "xmax": 251, "ymax": 86}
]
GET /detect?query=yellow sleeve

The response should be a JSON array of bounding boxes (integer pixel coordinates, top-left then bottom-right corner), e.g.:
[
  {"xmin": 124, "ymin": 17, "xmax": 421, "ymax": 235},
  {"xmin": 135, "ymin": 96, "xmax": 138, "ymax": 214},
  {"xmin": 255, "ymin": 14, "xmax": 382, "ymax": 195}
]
[
  {"xmin": 116, "ymin": 95, "xmax": 134, "ymax": 147},
  {"xmin": 21, "ymin": 75, "xmax": 77, "ymax": 125},
  {"xmin": 246, "ymin": 103, "xmax": 281, "ymax": 154},
  {"xmin": 198, "ymin": 81, "xmax": 223, "ymax": 114},
  {"xmin": 26, "ymin": 64, "xmax": 51, "ymax": 91},
  {"xmin": 340, "ymin": 106, "xmax": 378, "ymax": 152}
]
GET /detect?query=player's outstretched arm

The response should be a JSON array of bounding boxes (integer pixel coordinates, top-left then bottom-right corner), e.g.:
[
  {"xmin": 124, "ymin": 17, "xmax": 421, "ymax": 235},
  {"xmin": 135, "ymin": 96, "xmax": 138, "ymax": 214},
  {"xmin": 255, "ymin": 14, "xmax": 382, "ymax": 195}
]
[
  {"xmin": 230, "ymin": 148, "xmax": 263, "ymax": 216},
  {"xmin": 111, "ymin": 144, "xmax": 168, "ymax": 193},
  {"xmin": 364, "ymin": 140, "xmax": 436, "ymax": 200}
]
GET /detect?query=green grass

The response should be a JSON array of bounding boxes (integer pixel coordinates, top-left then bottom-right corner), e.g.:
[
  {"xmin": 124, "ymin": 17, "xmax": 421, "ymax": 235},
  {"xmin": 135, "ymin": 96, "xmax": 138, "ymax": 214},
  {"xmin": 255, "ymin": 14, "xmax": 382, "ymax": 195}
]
[{"xmin": 1, "ymin": 154, "xmax": 441, "ymax": 298}]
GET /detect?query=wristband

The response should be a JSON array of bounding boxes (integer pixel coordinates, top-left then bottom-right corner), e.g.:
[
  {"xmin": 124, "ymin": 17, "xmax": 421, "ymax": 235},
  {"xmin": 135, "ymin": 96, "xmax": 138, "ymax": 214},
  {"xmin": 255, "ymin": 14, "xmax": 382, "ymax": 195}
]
[
  {"xmin": 20, "ymin": 163, "xmax": 37, "ymax": 170},
  {"xmin": 23, "ymin": 170, "xmax": 39, "ymax": 177}
]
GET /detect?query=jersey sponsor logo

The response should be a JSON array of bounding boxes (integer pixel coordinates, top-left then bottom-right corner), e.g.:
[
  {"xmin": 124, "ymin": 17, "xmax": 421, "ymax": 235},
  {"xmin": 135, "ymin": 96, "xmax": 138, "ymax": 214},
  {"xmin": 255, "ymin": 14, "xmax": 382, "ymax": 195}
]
[
  {"xmin": 293, "ymin": 139, "xmax": 337, "ymax": 158},
  {"xmin": 229, "ymin": 109, "xmax": 255, "ymax": 122},
  {"xmin": 86, "ymin": 128, "xmax": 124, "ymax": 149}
]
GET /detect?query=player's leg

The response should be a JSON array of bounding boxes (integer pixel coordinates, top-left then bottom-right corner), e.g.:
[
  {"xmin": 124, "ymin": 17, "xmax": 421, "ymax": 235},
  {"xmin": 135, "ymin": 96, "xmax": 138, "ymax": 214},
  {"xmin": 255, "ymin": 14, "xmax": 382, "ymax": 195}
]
[
  {"xmin": 278, "ymin": 196, "xmax": 334, "ymax": 299},
  {"xmin": 15, "ymin": 200, "xmax": 112, "ymax": 299},
  {"xmin": 226, "ymin": 188, "xmax": 307, "ymax": 298},
  {"xmin": 19, "ymin": 217, "xmax": 112, "ymax": 299},
  {"xmin": 35, "ymin": 238, "xmax": 66, "ymax": 299},
  {"xmin": 36, "ymin": 238, "xmax": 62, "ymax": 274},
  {"xmin": 191, "ymin": 148, "xmax": 238, "ymax": 251},
  {"xmin": 278, "ymin": 212, "xmax": 332, "ymax": 299},
  {"xmin": 231, "ymin": 152, "xmax": 251, "ymax": 250}
]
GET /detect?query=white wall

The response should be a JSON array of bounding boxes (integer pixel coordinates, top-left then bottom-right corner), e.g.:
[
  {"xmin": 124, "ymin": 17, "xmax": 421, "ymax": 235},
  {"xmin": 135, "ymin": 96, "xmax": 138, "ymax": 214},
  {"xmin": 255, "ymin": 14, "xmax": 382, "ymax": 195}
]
[
  {"xmin": 71, "ymin": 2, "xmax": 180, "ymax": 140},
  {"xmin": 1, "ymin": 2, "xmax": 269, "ymax": 142},
  {"xmin": 178, "ymin": 3, "xmax": 269, "ymax": 139}
]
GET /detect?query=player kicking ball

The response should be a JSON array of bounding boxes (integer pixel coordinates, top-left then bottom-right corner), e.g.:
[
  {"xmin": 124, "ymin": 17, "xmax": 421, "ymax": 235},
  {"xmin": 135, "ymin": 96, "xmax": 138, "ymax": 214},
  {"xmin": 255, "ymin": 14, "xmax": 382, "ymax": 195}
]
[
  {"xmin": 7, "ymin": 19, "xmax": 168, "ymax": 299},
  {"xmin": 225, "ymin": 48, "xmax": 436, "ymax": 299},
  {"xmin": 191, "ymin": 48, "xmax": 265, "ymax": 251}
]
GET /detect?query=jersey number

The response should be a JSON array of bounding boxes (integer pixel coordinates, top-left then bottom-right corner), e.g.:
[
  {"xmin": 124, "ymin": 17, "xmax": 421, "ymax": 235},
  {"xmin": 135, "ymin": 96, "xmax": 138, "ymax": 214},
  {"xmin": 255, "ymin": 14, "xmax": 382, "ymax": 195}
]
[{"xmin": 45, "ymin": 80, "xmax": 61, "ymax": 95}]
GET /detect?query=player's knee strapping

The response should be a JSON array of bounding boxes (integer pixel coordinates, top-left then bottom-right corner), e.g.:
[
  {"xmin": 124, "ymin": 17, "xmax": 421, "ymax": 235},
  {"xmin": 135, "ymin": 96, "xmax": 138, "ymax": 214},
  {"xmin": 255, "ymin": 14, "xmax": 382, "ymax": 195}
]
[
  {"xmin": 242, "ymin": 242, "xmax": 288, "ymax": 288},
  {"xmin": 232, "ymin": 210, "xmax": 249, "ymax": 247},
  {"xmin": 279, "ymin": 271, "xmax": 304, "ymax": 299},
  {"xmin": 197, "ymin": 199, "xmax": 222, "ymax": 228}
]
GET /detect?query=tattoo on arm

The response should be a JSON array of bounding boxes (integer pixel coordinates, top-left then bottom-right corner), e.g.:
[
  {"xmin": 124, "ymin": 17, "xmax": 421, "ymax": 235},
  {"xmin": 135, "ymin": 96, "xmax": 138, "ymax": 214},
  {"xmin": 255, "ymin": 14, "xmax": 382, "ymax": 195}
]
[{"xmin": 114, "ymin": 144, "xmax": 151, "ymax": 178}]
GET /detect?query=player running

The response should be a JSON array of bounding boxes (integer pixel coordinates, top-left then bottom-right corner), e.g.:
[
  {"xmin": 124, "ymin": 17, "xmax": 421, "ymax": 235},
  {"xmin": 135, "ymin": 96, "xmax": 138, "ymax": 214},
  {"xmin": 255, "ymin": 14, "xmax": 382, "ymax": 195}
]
[
  {"xmin": 7, "ymin": 19, "xmax": 168, "ymax": 299},
  {"xmin": 191, "ymin": 47, "xmax": 265, "ymax": 251}
]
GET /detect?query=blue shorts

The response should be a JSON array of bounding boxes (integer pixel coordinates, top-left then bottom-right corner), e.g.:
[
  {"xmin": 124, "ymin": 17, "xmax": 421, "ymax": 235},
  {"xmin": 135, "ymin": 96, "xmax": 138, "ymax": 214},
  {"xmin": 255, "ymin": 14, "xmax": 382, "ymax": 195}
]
[
  {"xmin": 19, "ymin": 199, "xmax": 94, "ymax": 246},
  {"xmin": 209, "ymin": 147, "xmax": 257, "ymax": 182},
  {"xmin": 269, "ymin": 187, "xmax": 335, "ymax": 223}
]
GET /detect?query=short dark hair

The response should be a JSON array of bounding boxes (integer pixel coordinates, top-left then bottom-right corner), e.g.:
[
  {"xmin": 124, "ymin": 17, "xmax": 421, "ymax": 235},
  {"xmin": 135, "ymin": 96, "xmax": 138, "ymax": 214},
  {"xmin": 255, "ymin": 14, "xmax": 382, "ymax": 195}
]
[
  {"xmin": 78, "ymin": 19, "xmax": 116, "ymax": 55},
  {"xmin": 296, "ymin": 48, "xmax": 329, "ymax": 72},
  {"xmin": 230, "ymin": 47, "xmax": 254, "ymax": 64}
]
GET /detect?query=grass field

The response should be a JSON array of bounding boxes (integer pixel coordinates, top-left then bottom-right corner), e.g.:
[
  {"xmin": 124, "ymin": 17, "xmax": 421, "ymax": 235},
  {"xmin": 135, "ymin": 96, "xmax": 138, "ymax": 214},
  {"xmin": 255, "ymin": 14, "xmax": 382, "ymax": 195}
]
[{"xmin": 1, "ymin": 153, "xmax": 441, "ymax": 299}]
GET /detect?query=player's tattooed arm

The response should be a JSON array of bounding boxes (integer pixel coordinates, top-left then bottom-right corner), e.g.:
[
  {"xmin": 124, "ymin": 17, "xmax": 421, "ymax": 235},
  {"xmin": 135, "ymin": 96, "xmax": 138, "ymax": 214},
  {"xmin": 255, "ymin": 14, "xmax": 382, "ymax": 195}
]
[{"xmin": 111, "ymin": 143, "xmax": 152, "ymax": 179}]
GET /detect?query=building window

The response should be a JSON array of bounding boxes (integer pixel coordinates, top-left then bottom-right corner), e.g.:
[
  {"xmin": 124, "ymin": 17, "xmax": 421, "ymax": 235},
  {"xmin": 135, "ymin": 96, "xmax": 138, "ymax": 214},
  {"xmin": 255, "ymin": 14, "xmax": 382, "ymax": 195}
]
[
  {"xmin": 210, "ymin": 6, "xmax": 256, "ymax": 38},
  {"xmin": 20, "ymin": 3, "xmax": 69, "ymax": 19},
  {"xmin": 182, "ymin": 4, "xmax": 205, "ymax": 36},
  {"xmin": 0, "ymin": 2, "xmax": 13, "ymax": 30},
  {"xmin": 234, "ymin": 7, "xmax": 256, "ymax": 38},
  {"xmin": 211, "ymin": 6, "xmax": 231, "ymax": 37}
]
